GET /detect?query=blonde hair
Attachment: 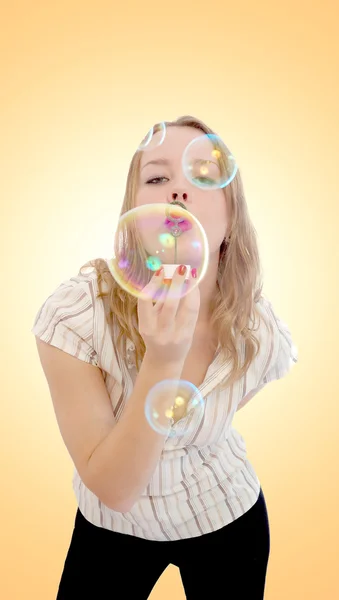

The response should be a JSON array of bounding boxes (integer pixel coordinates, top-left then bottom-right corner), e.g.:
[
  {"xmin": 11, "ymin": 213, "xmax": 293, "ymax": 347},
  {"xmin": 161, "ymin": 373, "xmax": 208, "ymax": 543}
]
[{"xmin": 81, "ymin": 115, "xmax": 268, "ymax": 391}]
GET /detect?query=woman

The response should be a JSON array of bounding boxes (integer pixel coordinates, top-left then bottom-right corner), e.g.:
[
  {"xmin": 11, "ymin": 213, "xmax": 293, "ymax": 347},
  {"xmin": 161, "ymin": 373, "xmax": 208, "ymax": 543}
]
[{"xmin": 32, "ymin": 115, "xmax": 298, "ymax": 599}]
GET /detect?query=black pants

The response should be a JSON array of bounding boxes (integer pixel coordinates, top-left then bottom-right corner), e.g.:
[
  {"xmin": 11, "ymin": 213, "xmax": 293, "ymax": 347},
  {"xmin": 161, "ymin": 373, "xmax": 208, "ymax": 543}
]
[{"xmin": 57, "ymin": 487, "xmax": 270, "ymax": 599}]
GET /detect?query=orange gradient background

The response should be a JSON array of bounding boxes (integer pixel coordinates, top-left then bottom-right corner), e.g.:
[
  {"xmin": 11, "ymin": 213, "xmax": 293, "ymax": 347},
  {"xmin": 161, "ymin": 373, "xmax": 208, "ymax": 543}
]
[{"xmin": 1, "ymin": 1, "xmax": 338, "ymax": 598}]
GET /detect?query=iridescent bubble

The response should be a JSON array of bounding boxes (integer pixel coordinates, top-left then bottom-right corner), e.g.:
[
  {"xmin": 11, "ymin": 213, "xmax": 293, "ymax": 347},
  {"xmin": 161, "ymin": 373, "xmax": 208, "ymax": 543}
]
[
  {"xmin": 145, "ymin": 379, "xmax": 205, "ymax": 438},
  {"xmin": 107, "ymin": 202, "xmax": 209, "ymax": 301},
  {"xmin": 137, "ymin": 122, "xmax": 166, "ymax": 152},
  {"xmin": 182, "ymin": 133, "xmax": 238, "ymax": 190}
]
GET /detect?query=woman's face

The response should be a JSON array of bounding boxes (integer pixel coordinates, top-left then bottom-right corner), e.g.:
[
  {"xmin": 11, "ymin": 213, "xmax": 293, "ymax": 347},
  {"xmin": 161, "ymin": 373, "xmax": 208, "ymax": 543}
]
[{"xmin": 135, "ymin": 126, "xmax": 230, "ymax": 267}]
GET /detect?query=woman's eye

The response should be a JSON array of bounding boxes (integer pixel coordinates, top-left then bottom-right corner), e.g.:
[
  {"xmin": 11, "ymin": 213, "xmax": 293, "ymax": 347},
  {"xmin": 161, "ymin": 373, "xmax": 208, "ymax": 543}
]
[{"xmin": 146, "ymin": 177, "xmax": 169, "ymax": 184}]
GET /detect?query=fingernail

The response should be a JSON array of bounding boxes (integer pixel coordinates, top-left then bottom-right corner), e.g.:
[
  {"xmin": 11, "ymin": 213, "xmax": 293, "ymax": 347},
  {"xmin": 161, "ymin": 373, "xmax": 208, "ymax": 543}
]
[
  {"xmin": 178, "ymin": 265, "xmax": 187, "ymax": 276},
  {"xmin": 155, "ymin": 267, "xmax": 163, "ymax": 276},
  {"xmin": 191, "ymin": 268, "xmax": 197, "ymax": 278}
]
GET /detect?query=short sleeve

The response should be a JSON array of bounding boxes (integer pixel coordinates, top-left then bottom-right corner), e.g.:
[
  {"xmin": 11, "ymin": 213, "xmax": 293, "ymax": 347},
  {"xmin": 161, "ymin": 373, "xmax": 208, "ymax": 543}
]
[
  {"xmin": 31, "ymin": 279, "xmax": 99, "ymax": 366},
  {"xmin": 256, "ymin": 295, "xmax": 298, "ymax": 387},
  {"xmin": 236, "ymin": 296, "xmax": 298, "ymax": 412}
]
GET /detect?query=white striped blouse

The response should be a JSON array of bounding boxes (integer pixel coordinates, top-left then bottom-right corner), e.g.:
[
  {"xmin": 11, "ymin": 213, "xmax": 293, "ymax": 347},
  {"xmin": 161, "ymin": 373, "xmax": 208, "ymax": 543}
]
[{"xmin": 31, "ymin": 264, "xmax": 298, "ymax": 541}]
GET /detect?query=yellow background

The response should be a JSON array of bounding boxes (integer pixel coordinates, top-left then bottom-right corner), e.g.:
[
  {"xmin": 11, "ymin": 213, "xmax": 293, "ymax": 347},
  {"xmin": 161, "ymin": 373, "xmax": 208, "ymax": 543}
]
[{"xmin": 1, "ymin": 1, "xmax": 337, "ymax": 598}]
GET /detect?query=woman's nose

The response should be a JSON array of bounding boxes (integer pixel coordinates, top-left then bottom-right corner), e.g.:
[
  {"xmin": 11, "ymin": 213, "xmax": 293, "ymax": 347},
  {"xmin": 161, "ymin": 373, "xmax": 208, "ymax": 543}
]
[{"xmin": 170, "ymin": 191, "xmax": 188, "ymax": 202}]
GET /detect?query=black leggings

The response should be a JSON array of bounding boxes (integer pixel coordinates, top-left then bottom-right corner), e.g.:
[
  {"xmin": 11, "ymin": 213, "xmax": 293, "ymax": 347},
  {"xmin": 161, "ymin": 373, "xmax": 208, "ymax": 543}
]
[{"xmin": 57, "ymin": 487, "xmax": 270, "ymax": 599}]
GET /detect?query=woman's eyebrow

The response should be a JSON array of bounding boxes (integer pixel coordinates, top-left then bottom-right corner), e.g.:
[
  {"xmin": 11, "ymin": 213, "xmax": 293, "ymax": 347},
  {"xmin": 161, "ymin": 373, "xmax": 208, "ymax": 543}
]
[
  {"xmin": 141, "ymin": 157, "xmax": 219, "ymax": 171},
  {"xmin": 141, "ymin": 158, "xmax": 170, "ymax": 171}
]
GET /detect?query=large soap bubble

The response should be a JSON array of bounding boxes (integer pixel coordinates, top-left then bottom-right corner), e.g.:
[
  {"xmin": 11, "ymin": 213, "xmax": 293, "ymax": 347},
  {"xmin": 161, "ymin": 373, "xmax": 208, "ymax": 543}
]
[{"xmin": 107, "ymin": 202, "xmax": 209, "ymax": 301}]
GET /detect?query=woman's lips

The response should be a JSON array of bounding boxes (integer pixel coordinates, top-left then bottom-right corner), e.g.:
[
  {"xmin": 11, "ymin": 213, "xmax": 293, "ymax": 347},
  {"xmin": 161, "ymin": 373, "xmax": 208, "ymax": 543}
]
[{"xmin": 164, "ymin": 218, "xmax": 192, "ymax": 231}]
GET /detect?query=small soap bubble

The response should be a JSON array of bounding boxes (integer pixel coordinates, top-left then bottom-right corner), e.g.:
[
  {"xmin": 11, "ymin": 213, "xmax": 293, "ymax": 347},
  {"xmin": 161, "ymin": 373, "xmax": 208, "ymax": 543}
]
[
  {"xmin": 137, "ymin": 122, "xmax": 166, "ymax": 152},
  {"xmin": 182, "ymin": 133, "xmax": 238, "ymax": 190},
  {"xmin": 107, "ymin": 203, "xmax": 209, "ymax": 301},
  {"xmin": 145, "ymin": 379, "xmax": 205, "ymax": 437}
]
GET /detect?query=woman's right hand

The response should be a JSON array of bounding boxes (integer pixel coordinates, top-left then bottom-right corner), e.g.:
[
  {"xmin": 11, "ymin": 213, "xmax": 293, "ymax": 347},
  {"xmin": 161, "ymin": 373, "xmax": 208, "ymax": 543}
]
[{"xmin": 137, "ymin": 265, "xmax": 200, "ymax": 366}]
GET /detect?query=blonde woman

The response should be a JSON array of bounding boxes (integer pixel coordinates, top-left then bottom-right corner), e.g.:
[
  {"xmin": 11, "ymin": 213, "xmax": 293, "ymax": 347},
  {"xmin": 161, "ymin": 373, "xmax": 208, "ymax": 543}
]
[{"xmin": 32, "ymin": 116, "xmax": 298, "ymax": 599}]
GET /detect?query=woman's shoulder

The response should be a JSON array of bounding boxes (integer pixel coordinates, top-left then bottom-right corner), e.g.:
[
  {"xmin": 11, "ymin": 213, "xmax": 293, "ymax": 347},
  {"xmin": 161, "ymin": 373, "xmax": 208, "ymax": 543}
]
[
  {"xmin": 30, "ymin": 260, "xmax": 113, "ymax": 366},
  {"xmin": 253, "ymin": 292, "xmax": 298, "ymax": 384},
  {"xmin": 41, "ymin": 259, "xmax": 111, "ymax": 308}
]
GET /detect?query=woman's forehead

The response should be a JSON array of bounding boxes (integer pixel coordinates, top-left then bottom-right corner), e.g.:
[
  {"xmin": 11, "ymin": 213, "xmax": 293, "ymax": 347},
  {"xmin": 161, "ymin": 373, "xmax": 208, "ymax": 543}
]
[{"xmin": 140, "ymin": 126, "xmax": 214, "ymax": 166}]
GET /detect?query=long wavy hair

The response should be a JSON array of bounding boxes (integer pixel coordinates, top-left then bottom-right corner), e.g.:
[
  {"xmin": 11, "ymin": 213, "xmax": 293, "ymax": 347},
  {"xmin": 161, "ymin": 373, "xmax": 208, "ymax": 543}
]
[{"xmin": 80, "ymin": 115, "xmax": 268, "ymax": 391}]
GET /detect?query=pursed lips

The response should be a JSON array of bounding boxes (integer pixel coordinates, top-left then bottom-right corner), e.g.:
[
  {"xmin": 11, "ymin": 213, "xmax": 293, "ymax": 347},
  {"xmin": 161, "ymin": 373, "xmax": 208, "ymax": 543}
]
[
  {"xmin": 164, "ymin": 200, "xmax": 192, "ymax": 231},
  {"xmin": 164, "ymin": 217, "xmax": 192, "ymax": 231}
]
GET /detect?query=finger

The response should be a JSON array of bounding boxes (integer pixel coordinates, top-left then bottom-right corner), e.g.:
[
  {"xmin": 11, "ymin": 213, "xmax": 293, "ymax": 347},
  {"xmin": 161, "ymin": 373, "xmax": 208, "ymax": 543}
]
[
  {"xmin": 176, "ymin": 271, "xmax": 200, "ymax": 328},
  {"xmin": 137, "ymin": 267, "xmax": 165, "ymax": 323},
  {"xmin": 152, "ymin": 282, "xmax": 169, "ymax": 311},
  {"xmin": 158, "ymin": 265, "xmax": 189, "ymax": 324}
]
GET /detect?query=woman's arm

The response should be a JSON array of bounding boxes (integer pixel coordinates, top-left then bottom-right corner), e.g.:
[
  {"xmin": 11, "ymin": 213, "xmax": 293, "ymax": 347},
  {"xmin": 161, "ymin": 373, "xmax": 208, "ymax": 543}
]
[{"xmin": 36, "ymin": 338, "xmax": 183, "ymax": 512}]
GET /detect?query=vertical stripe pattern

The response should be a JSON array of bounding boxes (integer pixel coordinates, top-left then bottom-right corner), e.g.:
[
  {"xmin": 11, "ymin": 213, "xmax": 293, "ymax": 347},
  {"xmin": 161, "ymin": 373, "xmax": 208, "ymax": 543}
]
[{"xmin": 31, "ymin": 266, "xmax": 298, "ymax": 541}]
